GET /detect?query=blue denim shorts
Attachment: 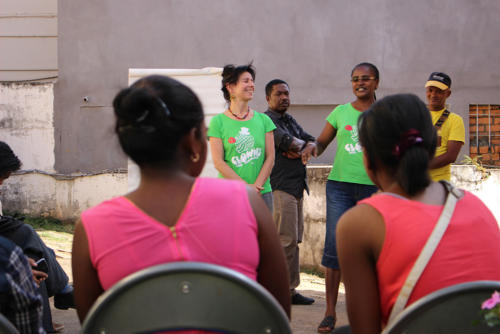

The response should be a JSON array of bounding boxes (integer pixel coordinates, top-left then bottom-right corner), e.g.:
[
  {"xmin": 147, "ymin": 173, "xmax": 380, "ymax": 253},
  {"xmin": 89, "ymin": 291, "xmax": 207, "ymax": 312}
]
[{"xmin": 321, "ymin": 180, "xmax": 378, "ymax": 269}]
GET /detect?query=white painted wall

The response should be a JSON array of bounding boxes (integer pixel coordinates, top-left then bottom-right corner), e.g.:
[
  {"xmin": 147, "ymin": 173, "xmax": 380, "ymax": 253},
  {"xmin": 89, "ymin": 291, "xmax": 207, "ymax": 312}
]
[
  {"xmin": 127, "ymin": 68, "xmax": 226, "ymax": 191},
  {"xmin": 0, "ymin": 82, "xmax": 55, "ymax": 171},
  {"xmin": 0, "ymin": 82, "xmax": 128, "ymax": 220},
  {"xmin": 1, "ymin": 172, "xmax": 128, "ymax": 219},
  {"xmin": 452, "ymin": 165, "xmax": 500, "ymax": 224}
]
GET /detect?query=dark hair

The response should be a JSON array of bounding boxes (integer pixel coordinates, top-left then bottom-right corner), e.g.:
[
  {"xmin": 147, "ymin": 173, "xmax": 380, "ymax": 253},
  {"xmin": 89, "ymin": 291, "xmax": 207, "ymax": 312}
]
[
  {"xmin": 113, "ymin": 75, "xmax": 204, "ymax": 167},
  {"xmin": 221, "ymin": 63, "xmax": 256, "ymax": 102},
  {"xmin": 351, "ymin": 62, "xmax": 379, "ymax": 79},
  {"xmin": 265, "ymin": 79, "xmax": 288, "ymax": 97},
  {"xmin": 358, "ymin": 94, "xmax": 437, "ymax": 196},
  {"xmin": 0, "ymin": 141, "xmax": 21, "ymax": 178}
]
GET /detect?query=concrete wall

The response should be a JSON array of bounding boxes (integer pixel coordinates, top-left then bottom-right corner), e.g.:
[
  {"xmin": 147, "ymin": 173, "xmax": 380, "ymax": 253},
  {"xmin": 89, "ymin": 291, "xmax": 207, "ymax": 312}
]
[
  {"xmin": 1, "ymin": 172, "xmax": 128, "ymax": 220},
  {"xmin": 300, "ymin": 165, "xmax": 500, "ymax": 271},
  {"xmin": 55, "ymin": 0, "xmax": 500, "ymax": 173},
  {"xmin": 0, "ymin": 82, "xmax": 55, "ymax": 170},
  {"xmin": 0, "ymin": 0, "xmax": 58, "ymax": 81},
  {"xmin": 0, "ymin": 82, "xmax": 128, "ymax": 220}
]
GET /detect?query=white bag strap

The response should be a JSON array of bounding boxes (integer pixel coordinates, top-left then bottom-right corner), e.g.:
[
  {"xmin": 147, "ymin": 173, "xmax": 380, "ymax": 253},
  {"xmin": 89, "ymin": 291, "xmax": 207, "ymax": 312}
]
[{"xmin": 383, "ymin": 181, "xmax": 463, "ymax": 331}]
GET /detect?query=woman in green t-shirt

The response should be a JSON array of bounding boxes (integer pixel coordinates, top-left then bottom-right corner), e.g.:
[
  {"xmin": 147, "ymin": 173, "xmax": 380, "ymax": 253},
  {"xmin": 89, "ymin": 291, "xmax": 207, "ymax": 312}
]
[
  {"xmin": 302, "ymin": 63, "xmax": 380, "ymax": 333},
  {"xmin": 208, "ymin": 63, "xmax": 276, "ymax": 211}
]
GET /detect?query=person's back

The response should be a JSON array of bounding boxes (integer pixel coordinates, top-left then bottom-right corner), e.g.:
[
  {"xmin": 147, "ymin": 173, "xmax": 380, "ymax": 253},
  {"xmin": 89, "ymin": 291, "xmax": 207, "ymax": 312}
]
[
  {"xmin": 336, "ymin": 94, "xmax": 500, "ymax": 334},
  {"xmin": 81, "ymin": 177, "xmax": 259, "ymax": 289},
  {"xmin": 361, "ymin": 189, "xmax": 500, "ymax": 324}
]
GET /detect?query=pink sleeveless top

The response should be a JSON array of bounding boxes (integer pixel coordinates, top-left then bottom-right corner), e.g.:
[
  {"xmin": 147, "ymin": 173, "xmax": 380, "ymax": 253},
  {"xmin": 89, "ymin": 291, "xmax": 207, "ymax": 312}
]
[
  {"xmin": 360, "ymin": 191, "xmax": 500, "ymax": 324},
  {"xmin": 81, "ymin": 178, "xmax": 259, "ymax": 290}
]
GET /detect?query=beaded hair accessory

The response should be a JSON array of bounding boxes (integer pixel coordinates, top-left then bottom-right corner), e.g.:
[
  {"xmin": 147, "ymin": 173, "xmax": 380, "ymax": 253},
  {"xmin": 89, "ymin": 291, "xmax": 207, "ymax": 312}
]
[{"xmin": 392, "ymin": 129, "xmax": 423, "ymax": 159}]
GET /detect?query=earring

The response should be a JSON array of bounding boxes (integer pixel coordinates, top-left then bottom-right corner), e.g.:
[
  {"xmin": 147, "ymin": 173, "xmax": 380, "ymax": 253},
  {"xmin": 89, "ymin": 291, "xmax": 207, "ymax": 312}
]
[{"xmin": 190, "ymin": 152, "xmax": 200, "ymax": 163}]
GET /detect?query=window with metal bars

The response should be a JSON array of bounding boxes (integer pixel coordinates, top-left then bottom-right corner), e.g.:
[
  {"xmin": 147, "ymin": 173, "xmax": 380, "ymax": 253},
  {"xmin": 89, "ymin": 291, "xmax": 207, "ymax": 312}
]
[{"xmin": 469, "ymin": 104, "xmax": 500, "ymax": 167}]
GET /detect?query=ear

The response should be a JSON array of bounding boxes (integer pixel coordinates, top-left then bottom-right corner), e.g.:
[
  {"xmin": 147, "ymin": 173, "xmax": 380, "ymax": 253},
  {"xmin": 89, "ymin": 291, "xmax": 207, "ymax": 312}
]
[
  {"xmin": 185, "ymin": 126, "xmax": 207, "ymax": 177},
  {"xmin": 445, "ymin": 89, "xmax": 451, "ymax": 98},
  {"xmin": 265, "ymin": 95, "xmax": 271, "ymax": 103},
  {"xmin": 226, "ymin": 83, "xmax": 234, "ymax": 95}
]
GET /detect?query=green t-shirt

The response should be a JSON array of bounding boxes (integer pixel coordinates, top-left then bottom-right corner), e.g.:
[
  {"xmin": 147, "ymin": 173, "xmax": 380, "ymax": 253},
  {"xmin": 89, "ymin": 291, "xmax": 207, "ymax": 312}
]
[
  {"xmin": 326, "ymin": 103, "xmax": 373, "ymax": 185},
  {"xmin": 207, "ymin": 111, "xmax": 276, "ymax": 194}
]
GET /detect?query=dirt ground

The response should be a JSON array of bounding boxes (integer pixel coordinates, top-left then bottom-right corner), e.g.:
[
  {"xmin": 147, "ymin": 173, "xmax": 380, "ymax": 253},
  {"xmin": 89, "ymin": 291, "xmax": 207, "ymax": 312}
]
[{"xmin": 43, "ymin": 232, "xmax": 348, "ymax": 333}]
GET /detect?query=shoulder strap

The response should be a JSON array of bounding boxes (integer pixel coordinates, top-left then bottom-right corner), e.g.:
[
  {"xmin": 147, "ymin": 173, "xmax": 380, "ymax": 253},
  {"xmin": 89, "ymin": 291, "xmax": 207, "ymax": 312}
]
[
  {"xmin": 384, "ymin": 181, "xmax": 463, "ymax": 330},
  {"xmin": 434, "ymin": 109, "xmax": 450, "ymax": 129}
]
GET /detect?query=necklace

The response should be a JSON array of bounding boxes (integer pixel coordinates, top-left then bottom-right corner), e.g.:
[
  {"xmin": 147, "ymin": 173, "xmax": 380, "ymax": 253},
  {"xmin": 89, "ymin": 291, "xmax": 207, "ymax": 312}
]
[{"xmin": 228, "ymin": 106, "xmax": 250, "ymax": 120}]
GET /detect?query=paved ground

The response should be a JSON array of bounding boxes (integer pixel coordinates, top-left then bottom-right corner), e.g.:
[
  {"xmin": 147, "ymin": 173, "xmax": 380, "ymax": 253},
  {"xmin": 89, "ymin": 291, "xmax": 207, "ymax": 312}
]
[{"xmin": 44, "ymin": 234, "xmax": 348, "ymax": 333}]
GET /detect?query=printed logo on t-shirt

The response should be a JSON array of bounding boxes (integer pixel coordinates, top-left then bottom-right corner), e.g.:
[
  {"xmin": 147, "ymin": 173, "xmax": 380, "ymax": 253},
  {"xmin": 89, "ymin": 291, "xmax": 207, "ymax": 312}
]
[
  {"xmin": 230, "ymin": 127, "xmax": 262, "ymax": 167},
  {"xmin": 344, "ymin": 124, "xmax": 362, "ymax": 154}
]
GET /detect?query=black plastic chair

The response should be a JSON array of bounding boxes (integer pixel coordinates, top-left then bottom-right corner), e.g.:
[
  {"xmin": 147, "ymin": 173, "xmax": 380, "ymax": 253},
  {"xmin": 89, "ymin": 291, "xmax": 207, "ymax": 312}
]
[
  {"xmin": 0, "ymin": 313, "xmax": 19, "ymax": 334},
  {"xmin": 81, "ymin": 261, "xmax": 291, "ymax": 334},
  {"xmin": 385, "ymin": 280, "xmax": 500, "ymax": 334}
]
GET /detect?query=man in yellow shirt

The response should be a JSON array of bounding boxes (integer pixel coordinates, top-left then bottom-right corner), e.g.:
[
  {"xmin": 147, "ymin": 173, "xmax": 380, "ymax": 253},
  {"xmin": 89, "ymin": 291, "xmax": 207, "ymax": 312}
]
[{"xmin": 425, "ymin": 72, "xmax": 465, "ymax": 181}]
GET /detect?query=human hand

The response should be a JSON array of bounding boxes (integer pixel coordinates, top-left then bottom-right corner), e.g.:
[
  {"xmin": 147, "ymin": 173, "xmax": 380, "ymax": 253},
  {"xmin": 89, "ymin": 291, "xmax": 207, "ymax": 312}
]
[
  {"xmin": 301, "ymin": 142, "xmax": 317, "ymax": 164},
  {"xmin": 251, "ymin": 183, "xmax": 264, "ymax": 193},
  {"xmin": 282, "ymin": 151, "xmax": 301, "ymax": 159},
  {"xmin": 29, "ymin": 258, "xmax": 48, "ymax": 286}
]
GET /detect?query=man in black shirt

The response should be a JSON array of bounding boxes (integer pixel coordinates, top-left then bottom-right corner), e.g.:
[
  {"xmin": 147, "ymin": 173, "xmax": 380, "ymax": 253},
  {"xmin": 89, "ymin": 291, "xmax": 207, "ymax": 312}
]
[{"xmin": 265, "ymin": 79, "xmax": 315, "ymax": 305}]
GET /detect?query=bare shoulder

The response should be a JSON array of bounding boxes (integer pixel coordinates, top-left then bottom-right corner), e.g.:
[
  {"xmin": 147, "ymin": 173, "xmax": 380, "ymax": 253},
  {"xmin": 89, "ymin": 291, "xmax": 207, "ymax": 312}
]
[{"xmin": 337, "ymin": 203, "xmax": 385, "ymax": 254}]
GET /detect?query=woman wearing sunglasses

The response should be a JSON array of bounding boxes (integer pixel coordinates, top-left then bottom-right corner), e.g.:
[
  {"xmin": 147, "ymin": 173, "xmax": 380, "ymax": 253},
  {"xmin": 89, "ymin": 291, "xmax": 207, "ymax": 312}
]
[{"xmin": 302, "ymin": 62, "xmax": 380, "ymax": 333}]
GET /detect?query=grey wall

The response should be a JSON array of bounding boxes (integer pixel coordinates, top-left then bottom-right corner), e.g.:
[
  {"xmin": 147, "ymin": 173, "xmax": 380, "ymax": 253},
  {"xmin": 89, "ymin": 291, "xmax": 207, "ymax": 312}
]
[{"xmin": 55, "ymin": 0, "xmax": 500, "ymax": 172}]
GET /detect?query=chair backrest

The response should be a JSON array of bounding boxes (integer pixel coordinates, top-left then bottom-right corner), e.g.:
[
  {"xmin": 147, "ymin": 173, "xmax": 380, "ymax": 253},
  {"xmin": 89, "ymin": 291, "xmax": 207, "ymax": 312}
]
[
  {"xmin": 81, "ymin": 261, "xmax": 291, "ymax": 334},
  {"xmin": 0, "ymin": 313, "xmax": 20, "ymax": 334},
  {"xmin": 385, "ymin": 280, "xmax": 500, "ymax": 334}
]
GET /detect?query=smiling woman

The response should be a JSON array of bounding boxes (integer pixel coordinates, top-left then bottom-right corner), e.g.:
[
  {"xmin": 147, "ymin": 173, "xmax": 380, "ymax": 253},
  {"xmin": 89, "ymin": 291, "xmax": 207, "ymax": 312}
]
[
  {"xmin": 301, "ymin": 62, "xmax": 380, "ymax": 333},
  {"xmin": 207, "ymin": 63, "xmax": 276, "ymax": 212}
]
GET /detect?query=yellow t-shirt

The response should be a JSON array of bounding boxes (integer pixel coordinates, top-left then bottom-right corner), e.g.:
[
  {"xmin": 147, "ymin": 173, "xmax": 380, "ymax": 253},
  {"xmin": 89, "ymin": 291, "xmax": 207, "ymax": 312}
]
[{"xmin": 430, "ymin": 108, "xmax": 465, "ymax": 181}]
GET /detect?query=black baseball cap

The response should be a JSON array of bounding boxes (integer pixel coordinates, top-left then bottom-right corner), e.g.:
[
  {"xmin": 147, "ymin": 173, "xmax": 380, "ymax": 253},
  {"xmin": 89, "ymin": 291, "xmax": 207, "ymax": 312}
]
[{"xmin": 425, "ymin": 72, "xmax": 451, "ymax": 90}]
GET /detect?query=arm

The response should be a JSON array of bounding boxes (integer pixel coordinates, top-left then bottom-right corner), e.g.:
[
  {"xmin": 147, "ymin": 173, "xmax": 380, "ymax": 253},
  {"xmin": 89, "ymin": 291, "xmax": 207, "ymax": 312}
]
[
  {"xmin": 247, "ymin": 186, "xmax": 291, "ymax": 318},
  {"xmin": 273, "ymin": 126, "xmax": 296, "ymax": 152},
  {"xmin": 301, "ymin": 122, "xmax": 337, "ymax": 164},
  {"xmin": 209, "ymin": 137, "xmax": 245, "ymax": 181},
  {"xmin": 253, "ymin": 132, "xmax": 275, "ymax": 191},
  {"xmin": 72, "ymin": 220, "xmax": 104, "ymax": 322},
  {"xmin": 294, "ymin": 119, "xmax": 316, "ymax": 144},
  {"xmin": 337, "ymin": 204, "xmax": 385, "ymax": 334},
  {"xmin": 273, "ymin": 125, "xmax": 304, "ymax": 159},
  {"xmin": 429, "ymin": 140, "xmax": 463, "ymax": 169}
]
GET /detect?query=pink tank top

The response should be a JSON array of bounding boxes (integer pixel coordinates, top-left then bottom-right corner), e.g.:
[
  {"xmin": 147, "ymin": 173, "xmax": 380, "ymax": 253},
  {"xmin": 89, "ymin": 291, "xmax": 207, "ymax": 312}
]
[
  {"xmin": 360, "ymin": 191, "xmax": 500, "ymax": 325},
  {"xmin": 81, "ymin": 178, "xmax": 259, "ymax": 290}
]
